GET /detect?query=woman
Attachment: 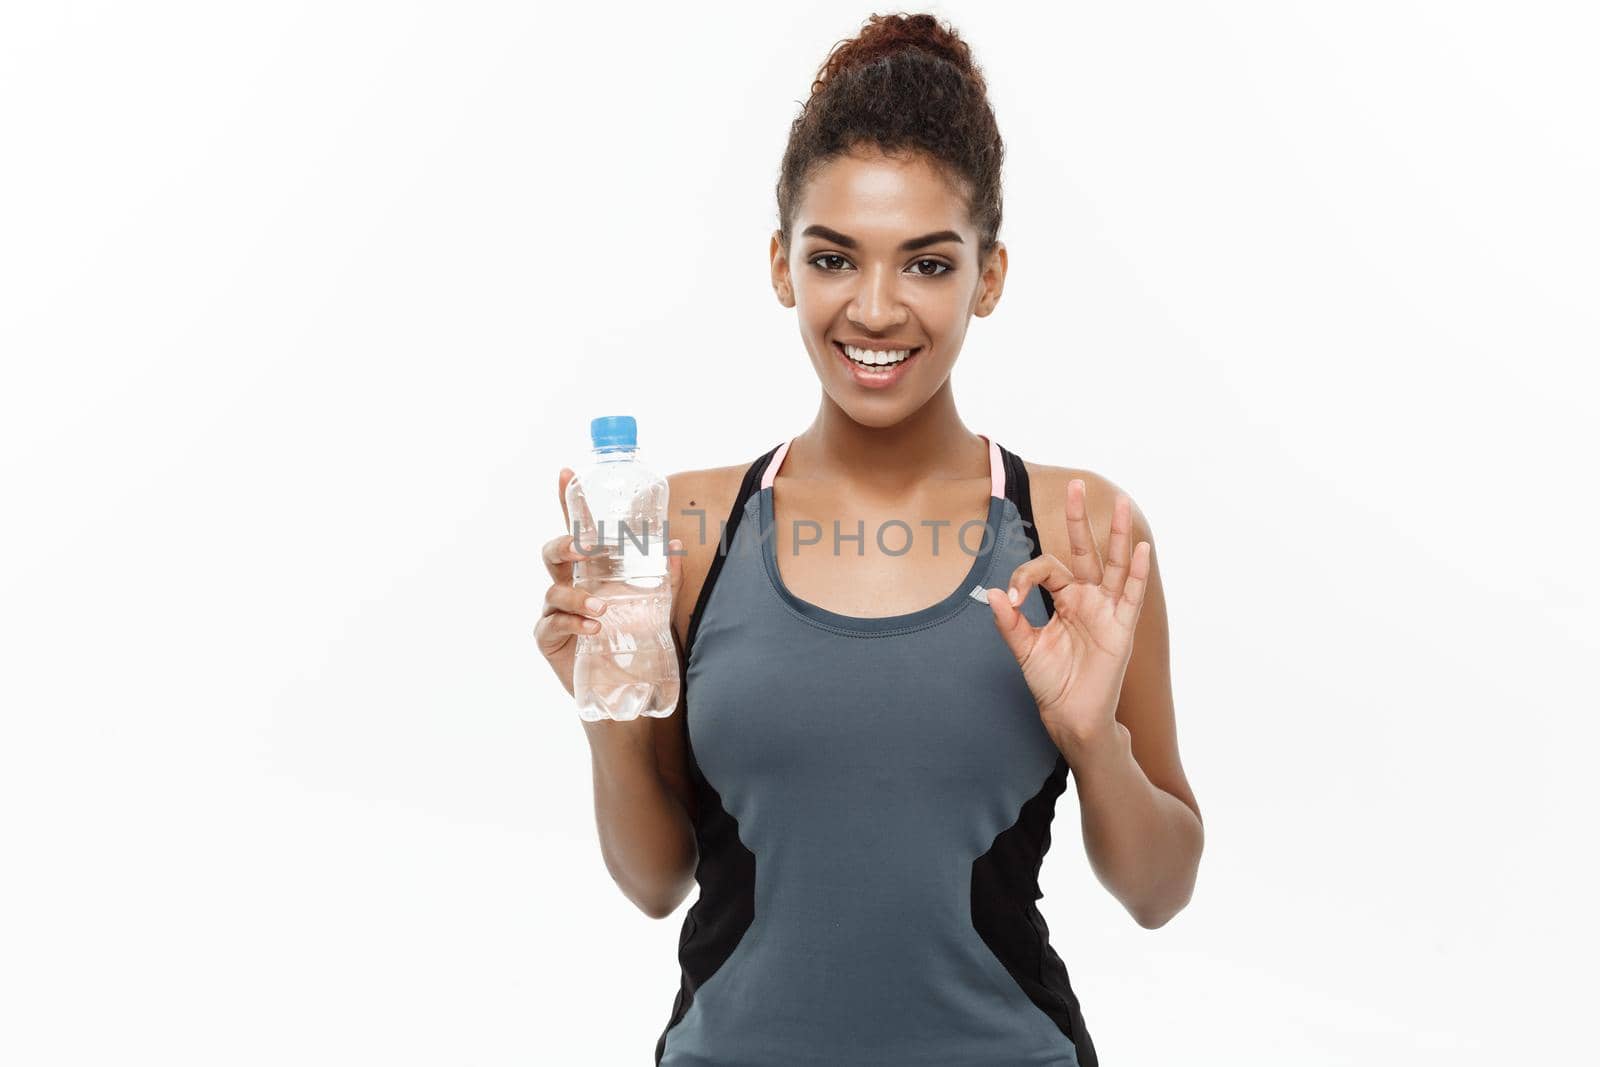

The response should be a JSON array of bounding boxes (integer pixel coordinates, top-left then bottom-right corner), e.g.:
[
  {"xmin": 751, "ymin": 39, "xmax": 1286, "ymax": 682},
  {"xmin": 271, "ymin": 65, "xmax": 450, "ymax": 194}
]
[{"xmin": 538, "ymin": 13, "xmax": 1203, "ymax": 1065}]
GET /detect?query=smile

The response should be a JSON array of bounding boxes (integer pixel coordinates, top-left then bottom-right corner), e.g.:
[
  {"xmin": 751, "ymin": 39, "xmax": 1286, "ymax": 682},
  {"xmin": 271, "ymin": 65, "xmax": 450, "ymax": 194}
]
[
  {"xmin": 837, "ymin": 342, "xmax": 917, "ymax": 366},
  {"xmin": 832, "ymin": 341, "xmax": 924, "ymax": 387}
]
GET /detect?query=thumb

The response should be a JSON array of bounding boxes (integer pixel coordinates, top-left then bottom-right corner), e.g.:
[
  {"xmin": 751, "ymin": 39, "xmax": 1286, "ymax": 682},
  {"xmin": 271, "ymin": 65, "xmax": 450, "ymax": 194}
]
[
  {"xmin": 985, "ymin": 587, "xmax": 1036, "ymax": 666},
  {"xmin": 557, "ymin": 467, "xmax": 574, "ymax": 528}
]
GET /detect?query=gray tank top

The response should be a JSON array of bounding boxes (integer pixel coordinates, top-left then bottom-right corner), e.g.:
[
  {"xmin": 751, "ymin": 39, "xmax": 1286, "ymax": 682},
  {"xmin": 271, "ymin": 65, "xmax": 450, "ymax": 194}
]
[{"xmin": 656, "ymin": 435, "xmax": 1097, "ymax": 1066}]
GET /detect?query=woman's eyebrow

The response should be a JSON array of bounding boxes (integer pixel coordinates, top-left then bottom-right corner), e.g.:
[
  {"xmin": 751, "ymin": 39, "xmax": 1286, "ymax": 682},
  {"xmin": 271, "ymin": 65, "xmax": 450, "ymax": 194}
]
[{"xmin": 801, "ymin": 224, "xmax": 964, "ymax": 252}]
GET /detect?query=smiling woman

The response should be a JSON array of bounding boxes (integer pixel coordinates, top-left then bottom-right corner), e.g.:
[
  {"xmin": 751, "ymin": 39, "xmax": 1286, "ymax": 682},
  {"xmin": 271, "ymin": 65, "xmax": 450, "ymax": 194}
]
[
  {"xmin": 542, "ymin": 11, "xmax": 1204, "ymax": 1067},
  {"xmin": 772, "ymin": 139, "xmax": 1007, "ymax": 414}
]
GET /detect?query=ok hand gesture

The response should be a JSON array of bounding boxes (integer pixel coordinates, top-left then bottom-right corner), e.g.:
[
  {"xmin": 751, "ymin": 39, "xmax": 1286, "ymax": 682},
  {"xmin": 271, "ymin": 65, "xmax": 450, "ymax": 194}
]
[{"xmin": 985, "ymin": 479, "xmax": 1151, "ymax": 753}]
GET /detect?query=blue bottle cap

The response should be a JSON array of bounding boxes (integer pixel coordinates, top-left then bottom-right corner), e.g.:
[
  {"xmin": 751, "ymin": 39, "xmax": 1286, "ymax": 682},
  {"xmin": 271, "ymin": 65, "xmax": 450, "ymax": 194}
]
[{"xmin": 590, "ymin": 415, "xmax": 637, "ymax": 450}]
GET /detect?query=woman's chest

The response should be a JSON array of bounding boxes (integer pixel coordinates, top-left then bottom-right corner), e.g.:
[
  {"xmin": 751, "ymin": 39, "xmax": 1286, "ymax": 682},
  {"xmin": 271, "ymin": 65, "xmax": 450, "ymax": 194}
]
[
  {"xmin": 685, "ymin": 604, "xmax": 1060, "ymax": 812},
  {"xmin": 767, "ymin": 478, "xmax": 997, "ymax": 619}
]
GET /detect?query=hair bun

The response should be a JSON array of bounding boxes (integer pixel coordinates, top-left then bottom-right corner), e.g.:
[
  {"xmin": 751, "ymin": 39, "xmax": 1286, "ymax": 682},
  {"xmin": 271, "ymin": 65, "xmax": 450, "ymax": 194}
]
[
  {"xmin": 778, "ymin": 11, "xmax": 1005, "ymax": 259},
  {"xmin": 812, "ymin": 12, "xmax": 982, "ymax": 96}
]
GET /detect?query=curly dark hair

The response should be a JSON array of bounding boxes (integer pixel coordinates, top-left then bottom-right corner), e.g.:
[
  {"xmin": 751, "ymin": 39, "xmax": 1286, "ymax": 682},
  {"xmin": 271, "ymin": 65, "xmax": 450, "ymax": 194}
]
[{"xmin": 775, "ymin": 12, "xmax": 1005, "ymax": 260}]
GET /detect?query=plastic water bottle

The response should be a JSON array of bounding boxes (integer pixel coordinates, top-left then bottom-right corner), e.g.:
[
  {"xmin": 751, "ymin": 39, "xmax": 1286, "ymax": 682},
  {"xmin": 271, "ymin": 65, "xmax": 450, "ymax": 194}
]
[{"xmin": 565, "ymin": 415, "xmax": 680, "ymax": 721}]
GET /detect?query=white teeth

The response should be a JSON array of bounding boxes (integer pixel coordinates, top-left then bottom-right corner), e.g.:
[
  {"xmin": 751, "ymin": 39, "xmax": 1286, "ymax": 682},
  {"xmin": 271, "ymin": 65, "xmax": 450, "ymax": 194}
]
[{"xmin": 843, "ymin": 344, "xmax": 913, "ymax": 366}]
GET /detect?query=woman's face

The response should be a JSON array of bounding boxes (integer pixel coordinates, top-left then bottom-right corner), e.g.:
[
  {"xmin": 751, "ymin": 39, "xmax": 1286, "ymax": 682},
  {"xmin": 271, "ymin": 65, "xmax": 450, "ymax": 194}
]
[{"xmin": 770, "ymin": 147, "xmax": 1007, "ymax": 428}]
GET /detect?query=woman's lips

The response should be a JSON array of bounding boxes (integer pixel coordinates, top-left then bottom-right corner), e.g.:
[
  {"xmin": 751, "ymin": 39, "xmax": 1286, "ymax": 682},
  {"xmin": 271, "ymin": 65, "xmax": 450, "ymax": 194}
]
[{"xmin": 832, "ymin": 341, "xmax": 923, "ymax": 389}]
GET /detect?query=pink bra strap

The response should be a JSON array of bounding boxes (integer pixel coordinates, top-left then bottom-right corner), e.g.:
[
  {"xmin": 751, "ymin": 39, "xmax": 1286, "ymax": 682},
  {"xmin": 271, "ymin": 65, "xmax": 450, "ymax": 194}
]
[
  {"xmin": 977, "ymin": 434, "xmax": 1005, "ymax": 499},
  {"xmin": 761, "ymin": 434, "xmax": 1004, "ymax": 497},
  {"xmin": 759, "ymin": 437, "xmax": 792, "ymax": 491}
]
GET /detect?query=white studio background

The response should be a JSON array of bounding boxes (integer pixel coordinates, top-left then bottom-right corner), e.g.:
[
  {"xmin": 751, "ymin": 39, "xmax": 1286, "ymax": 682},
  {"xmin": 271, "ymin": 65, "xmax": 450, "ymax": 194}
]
[{"xmin": 2, "ymin": 2, "xmax": 1595, "ymax": 1063}]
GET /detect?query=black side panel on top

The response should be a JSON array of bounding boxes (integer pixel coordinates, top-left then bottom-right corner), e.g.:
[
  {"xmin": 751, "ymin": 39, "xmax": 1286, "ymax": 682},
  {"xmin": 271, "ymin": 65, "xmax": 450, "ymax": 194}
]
[
  {"xmin": 970, "ymin": 444, "xmax": 1099, "ymax": 1067},
  {"xmin": 684, "ymin": 442, "xmax": 782, "ymax": 660},
  {"xmin": 999, "ymin": 442, "xmax": 1054, "ymax": 624},
  {"xmin": 654, "ymin": 445, "xmax": 778, "ymax": 1066}
]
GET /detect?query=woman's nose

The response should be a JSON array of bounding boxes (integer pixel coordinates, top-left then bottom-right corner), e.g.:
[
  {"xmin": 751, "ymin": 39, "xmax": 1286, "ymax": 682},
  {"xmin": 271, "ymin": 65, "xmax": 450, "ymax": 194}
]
[{"xmin": 848, "ymin": 265, "xmax": 908, "ymax": 331}]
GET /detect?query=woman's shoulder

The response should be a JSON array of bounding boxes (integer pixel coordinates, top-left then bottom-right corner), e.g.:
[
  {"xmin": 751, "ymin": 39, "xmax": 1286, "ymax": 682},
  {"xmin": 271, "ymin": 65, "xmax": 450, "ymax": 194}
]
[
  {"xmin": 665, "ymin": 440, "xmax": 786, "ymax": 525},
  {"xmin": 665, "ymin": 460, "xmax": 759, "ymax": 642},
  {"xmin": 1020, "ymin": 458, "xmax": 1157, "ymax": 562},
  {"xmin": 666, "ymin": 460, "xmax": 756, "ymax": 530}
]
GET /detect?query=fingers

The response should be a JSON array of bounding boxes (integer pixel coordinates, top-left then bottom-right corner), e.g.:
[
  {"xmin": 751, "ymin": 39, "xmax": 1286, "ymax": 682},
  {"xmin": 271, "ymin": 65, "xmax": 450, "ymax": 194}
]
[
  {"xmin": 984, "ymin": 587, "xmax": 1038, "ymax": 666},
  {"xmin": 1113, "ymin": 541, "xmax": 1153, "ymax": 630},
  {"xmin": 541, "ymin": 533, "xmax": 585, "ymax": 582},
  {"xmin": 1100, "ymin": 493, "xmax": 1133, "ymax": 597},
  {"xmin": 1006, "ymin": 552, "xmax": 1075, "ymax": 615},
  {"xmin": 535, "ymin": 581, "xmax": 607, "ymax": 651},
  {"xmin": 534, "ymin": 608, "xmax": 598, "ymax": 651},
  {"xmin": 543, "ymin": 581, "xmax": 607, "ymax": 622},
  {"xmin": 1063, "ymin": 478, "xmax": 1103, "ymax": 584},
  {"xmin": 540, "ymin": 467, "xmax": 608, "ymax": 661}
]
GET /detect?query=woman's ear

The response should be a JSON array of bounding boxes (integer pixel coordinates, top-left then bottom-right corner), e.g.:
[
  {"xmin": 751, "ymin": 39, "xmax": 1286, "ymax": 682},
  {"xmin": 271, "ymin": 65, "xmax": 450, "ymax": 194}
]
[
  {"xmin": 770, "ymin": 230, "xmax": 795, "ymax": 308},
  {"xmin": 973, "ymin": 241, "xmax": 1008, "ymax": 318}
]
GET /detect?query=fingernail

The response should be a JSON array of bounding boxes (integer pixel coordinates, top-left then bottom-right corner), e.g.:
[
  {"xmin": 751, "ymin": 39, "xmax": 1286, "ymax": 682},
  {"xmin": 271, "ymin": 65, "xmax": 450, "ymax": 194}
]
[
  {"xmin": 1008, "ymin": 588, "xmax": 1019, "ymax": 605},
  {"xmin": 585, "ymin": 597, "xmax": 605, "ymax": 613}
]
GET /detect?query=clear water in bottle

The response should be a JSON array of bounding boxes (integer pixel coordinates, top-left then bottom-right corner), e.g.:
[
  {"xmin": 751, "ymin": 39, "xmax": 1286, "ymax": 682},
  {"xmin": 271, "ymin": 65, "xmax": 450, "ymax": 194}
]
[{"xmin": 565, "ymin": 415, "xmax": 681, "ymax": 721}]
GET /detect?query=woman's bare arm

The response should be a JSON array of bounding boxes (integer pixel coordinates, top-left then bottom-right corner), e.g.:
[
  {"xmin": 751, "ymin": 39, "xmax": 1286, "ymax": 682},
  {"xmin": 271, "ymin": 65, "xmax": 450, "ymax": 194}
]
[
  {"xmin": 1030, "ymin": 464, "xmax": 1204, "ymax": 928},
  {"xmin": 578, "ymin": 467, "xmax": 735, "ymax": 919},
  {"xmin": 580, "ymin": 647, "xmax": 697, "ymax": 919}
]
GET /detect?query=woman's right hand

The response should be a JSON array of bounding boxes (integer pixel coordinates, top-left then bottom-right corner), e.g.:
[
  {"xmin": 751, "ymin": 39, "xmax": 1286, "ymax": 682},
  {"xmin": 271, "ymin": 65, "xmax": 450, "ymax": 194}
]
[
  {"xmin": 536, "ymin": 467, "xmax": 606, "ymax": 696},
  {"xmin": 536, "ymin": 467, "xmax": 684, "ymax": 697}
]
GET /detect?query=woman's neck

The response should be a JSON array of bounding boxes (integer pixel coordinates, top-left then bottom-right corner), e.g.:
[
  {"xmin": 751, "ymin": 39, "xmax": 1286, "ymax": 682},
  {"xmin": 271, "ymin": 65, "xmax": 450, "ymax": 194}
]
[{"xmin": 791, "ymin": 385, "xmax": 988, "ymax": 497}]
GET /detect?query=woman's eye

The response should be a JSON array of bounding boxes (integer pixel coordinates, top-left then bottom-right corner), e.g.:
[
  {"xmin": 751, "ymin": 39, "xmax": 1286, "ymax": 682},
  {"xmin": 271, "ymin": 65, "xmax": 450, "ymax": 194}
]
[{"xmin": 808, "ymin": 255, "xmax": 950, "ymax": 276}]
